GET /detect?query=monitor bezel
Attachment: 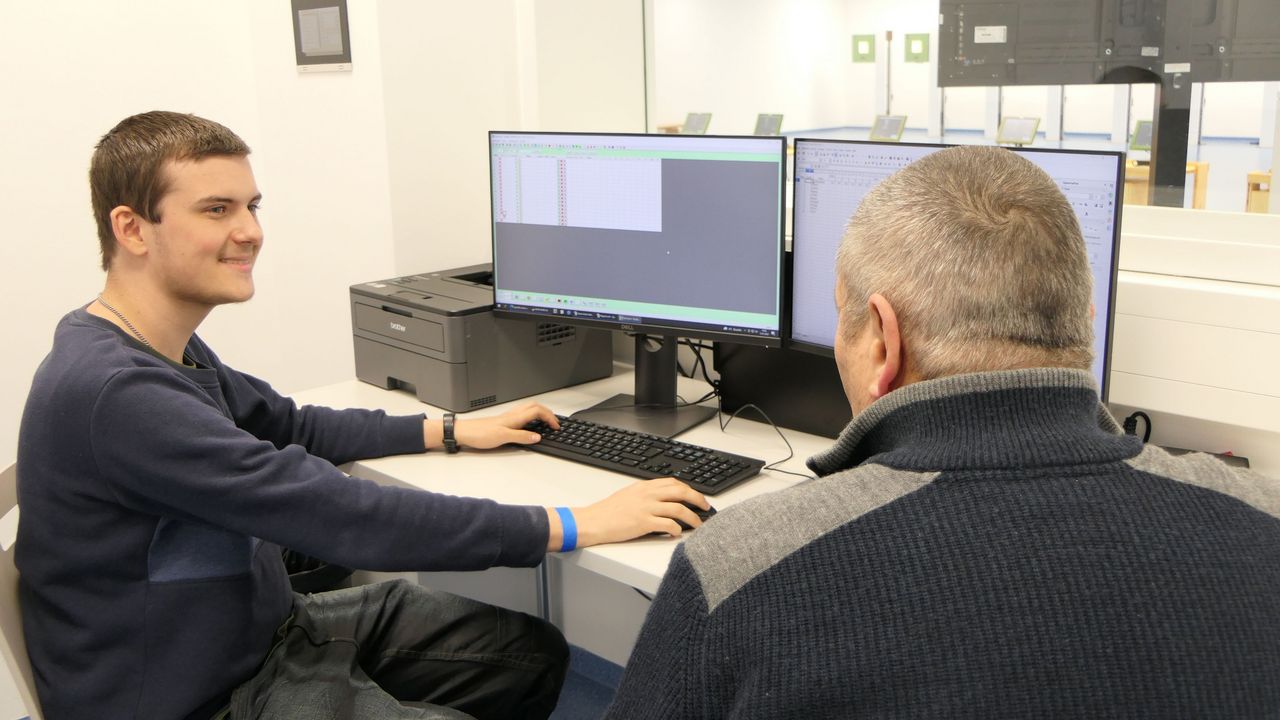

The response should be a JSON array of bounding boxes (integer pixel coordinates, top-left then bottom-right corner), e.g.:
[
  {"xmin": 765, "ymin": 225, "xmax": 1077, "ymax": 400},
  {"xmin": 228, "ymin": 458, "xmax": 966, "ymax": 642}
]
[
  {"xmin": 488, "ymin": 130, "xmax": 788, "ymax": 349},
  {"xmin": 786, "ymin": 137, "xmax": 1125, "ymax": 402}
]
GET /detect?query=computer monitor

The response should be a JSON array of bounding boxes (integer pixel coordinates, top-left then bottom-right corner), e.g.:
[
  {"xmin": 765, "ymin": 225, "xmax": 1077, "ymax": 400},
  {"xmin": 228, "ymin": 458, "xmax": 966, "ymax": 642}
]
[
  {"xmin": 789, "ymin": 139, "xmax": 1123, "ymax": 401},
  {"xmin": 997, "ymin": 116, "xmax": 1041, "ymax": 145},
  {"xmin": 869, "ymin": 115, "xmax": 908, "ymax": 142},
  {"xmin": 1130, "ymin": 119, "xmax": 1154, "ymax": 152},
  {"xmin": 681, "ymin": 112, "xmax": 712, "ymax": 135},
  {"xmin": 490, "ymin": 131, "xmax": 787, "ymax": 436},
  {"xmin": 754, "ymin": 113, "xmax": 784, "ymax": 136}
]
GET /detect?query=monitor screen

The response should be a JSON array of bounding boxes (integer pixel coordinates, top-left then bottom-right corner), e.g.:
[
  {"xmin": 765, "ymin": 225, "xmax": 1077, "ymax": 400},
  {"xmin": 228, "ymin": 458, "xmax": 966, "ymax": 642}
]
[
  {"xmin": 790, "ymin": 139, "xmax": 1122, "ymax": 400},
  {"xmin": 491, "ymin": 131, "xmax": 785, "ymax": 344},
  {"xmin": 490, "ymin": 131, "xmax": 787, "ymax": 435}
]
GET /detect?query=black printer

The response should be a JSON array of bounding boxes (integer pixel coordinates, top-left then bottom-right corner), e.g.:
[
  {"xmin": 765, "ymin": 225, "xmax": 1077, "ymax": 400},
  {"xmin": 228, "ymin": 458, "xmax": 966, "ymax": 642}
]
[{"xmin": 350, "ymin": 263, "xmax": 613, "ymax": 411}]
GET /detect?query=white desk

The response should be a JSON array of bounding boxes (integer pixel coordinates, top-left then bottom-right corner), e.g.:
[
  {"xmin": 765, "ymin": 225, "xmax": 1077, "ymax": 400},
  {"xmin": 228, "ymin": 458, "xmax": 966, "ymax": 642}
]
[
  {"xmin": 291, "ymin": 369, "xmax": 835, "ymax": 664},
  {"xmin": 292, "ymin": 369, "xmax": 832, "ymax": 594}
]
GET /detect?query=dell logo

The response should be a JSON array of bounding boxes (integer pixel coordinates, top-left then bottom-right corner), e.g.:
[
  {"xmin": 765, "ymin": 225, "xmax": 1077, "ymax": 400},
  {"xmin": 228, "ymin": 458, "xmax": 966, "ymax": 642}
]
[
  {"xmin": 389, "ymin": 322, "xmax": 407, "ymax": 333},
  {"xmin": 621, "ymin": 324, "xmax": 636, "ymax": 331}
]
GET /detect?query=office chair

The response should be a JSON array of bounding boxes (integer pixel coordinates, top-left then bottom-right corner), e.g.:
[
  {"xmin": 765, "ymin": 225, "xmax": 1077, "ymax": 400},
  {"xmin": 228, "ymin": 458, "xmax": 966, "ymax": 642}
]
[{"xmin": 1, "ymin": 463, "xmax": 43, "ymax": 719}]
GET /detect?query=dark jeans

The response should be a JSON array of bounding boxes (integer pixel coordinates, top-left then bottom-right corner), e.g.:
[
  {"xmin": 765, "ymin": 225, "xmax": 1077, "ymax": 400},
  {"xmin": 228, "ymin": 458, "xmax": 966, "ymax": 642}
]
[{"xmin": 228, "ymin": 580, "xmax": 568, "ymax": 720}]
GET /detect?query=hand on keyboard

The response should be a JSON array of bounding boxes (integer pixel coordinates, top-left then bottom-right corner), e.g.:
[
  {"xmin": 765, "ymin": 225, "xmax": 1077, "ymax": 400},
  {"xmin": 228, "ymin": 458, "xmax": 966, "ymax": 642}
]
[{"xmin": 449, "ymin": 402, "xmax": 560, "ymax": 450}]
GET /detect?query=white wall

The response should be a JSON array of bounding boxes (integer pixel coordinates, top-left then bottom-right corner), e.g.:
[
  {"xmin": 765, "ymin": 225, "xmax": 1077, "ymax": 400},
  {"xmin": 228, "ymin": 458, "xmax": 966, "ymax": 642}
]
[
  {"xmin": 1002, "ymin": 85, "xmax": 1049, "ymax": 128},
  {"xmin": 1063, "ymin": 85, "xmax": 1116, "ymax": 135},
  {"xmin": 378, "ymin": 0, "xmax": 524, "ymax": 273},
  {"xmin": 942, "ymin": 87, "xmax": 990, "ymax": 131},
  {"xmin": 1201, "ymin": 81, "xmax": 1267, "ymax": 139},
  {"xmin": 1, "ymin": 0, "xmax": 262, "ymax": 467},
  {"xmin": 532, "ymin": 1, "xmax": 649, "ymax": 132},
  {"xmin": 652, "ymin": 0, "xmax": 853, "ymax": 134},
  {"xmin": 376, "ymin": 0, "xmax": 647, "ymax": 276}
]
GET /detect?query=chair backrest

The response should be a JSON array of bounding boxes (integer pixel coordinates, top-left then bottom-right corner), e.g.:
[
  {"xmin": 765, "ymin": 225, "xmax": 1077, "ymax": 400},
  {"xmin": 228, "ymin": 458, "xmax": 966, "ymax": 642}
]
[{"xmin": 1, "ymin": 463, "xmax": 43, "ymax": 719}]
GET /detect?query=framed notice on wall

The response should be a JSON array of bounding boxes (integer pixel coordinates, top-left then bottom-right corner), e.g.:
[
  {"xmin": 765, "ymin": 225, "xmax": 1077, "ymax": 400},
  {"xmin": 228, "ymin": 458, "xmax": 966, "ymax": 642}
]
[{"xmin": 291, "ymin": 0, "xmax": 352, "ymax": 72}]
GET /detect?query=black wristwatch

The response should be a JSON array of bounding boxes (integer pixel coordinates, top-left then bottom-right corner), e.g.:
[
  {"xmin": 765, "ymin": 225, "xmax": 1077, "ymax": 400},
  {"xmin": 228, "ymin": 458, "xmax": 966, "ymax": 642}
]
[{"xmin": 442, "ymin": 412, "xmax": 459, "ymax": 454}]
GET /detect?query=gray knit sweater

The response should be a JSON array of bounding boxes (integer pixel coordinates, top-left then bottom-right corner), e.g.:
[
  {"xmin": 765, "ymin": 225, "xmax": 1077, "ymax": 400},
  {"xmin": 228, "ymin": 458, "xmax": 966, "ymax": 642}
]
[{"xmin": 606, "ymin": 368, "xmax": 1280, "ymax": 718}]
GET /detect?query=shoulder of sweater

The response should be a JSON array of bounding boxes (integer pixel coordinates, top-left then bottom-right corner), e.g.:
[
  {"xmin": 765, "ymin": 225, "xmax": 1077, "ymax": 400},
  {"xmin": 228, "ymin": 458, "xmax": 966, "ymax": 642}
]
[
  {"xmin": 682, "ymin": 463, "xmax": 939, "ymax": 613},
  {"xmin": 1125, "ymin": 444, "xmax": 1280, "ymax": 521}
]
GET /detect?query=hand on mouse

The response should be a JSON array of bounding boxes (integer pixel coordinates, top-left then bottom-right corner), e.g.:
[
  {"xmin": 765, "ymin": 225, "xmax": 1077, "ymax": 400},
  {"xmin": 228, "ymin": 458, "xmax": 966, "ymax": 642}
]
[{"xmin": 546, "ymin": 478, "xmax": 711, "ymax": 550}]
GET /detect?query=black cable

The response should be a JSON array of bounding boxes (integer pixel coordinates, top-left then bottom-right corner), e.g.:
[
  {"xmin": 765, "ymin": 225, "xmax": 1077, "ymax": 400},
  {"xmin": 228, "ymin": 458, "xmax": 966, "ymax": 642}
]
[
  {"xmin": 716, "ymin": 396, "xmax": 817, "ymax": 481},
  {"xmin": 633, "ymin": 587, "xmax": 654, "ymax": 602},
  {"xmin": 1123, "ymin": 411, "xmax": 1152, "ymax": 443},
  {"xmin": 576, "ymin": 336, "xmax": 815, "ymax": 479},
  {"xmin": 681, "ymin": 339, "xmax": 718, "ymax": 388}
]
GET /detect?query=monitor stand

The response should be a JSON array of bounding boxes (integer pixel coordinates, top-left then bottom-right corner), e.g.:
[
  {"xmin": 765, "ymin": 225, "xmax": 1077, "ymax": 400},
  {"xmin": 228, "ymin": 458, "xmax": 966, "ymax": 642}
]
[{"xmin": 571, "ymin": 334, "xmax": 717, "ymax": 438}]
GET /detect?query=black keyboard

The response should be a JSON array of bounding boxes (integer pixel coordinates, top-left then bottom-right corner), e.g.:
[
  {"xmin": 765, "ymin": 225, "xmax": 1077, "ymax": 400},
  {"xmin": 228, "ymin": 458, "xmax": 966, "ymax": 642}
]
[{"xmin": 521, "ymin": 415, "xmax": 765, "ymax": 495}]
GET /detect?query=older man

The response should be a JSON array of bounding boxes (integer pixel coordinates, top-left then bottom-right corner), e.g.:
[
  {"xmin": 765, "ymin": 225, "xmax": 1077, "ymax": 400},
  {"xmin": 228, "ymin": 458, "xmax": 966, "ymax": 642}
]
[{"xmin": 605, "ymin": 145, "xmax": 1280, "ymax": 718}]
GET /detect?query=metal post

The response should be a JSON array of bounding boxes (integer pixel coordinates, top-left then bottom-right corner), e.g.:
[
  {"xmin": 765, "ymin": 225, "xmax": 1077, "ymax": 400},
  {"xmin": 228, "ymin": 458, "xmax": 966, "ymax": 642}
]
[{"xmin": 1151, "ymin": 73, "xmax": 1192, "ymax": 207}]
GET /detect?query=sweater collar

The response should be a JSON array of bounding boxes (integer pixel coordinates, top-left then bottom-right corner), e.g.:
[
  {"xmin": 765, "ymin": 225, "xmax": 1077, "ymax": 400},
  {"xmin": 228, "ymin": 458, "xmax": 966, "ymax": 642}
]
[{"xmin": 807, "ymin": 368, "xmax": 1135, "ymax": 476}]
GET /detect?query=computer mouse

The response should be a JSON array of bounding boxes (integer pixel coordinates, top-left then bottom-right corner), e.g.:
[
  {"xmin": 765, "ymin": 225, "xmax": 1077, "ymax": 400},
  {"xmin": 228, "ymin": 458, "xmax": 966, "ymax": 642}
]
[{"xmin": 672, "ymin": 501, "xmax": 717, "ymax": 532}]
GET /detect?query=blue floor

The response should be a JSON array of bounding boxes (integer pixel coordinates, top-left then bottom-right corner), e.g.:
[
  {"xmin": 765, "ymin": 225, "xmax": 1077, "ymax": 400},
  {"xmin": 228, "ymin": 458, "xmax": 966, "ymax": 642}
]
[
  {"xmin": 786, "ymin": 126, "xmax": 1273, "ymax": 213},
  {"xmin": 550, "ymin": 646, "xmax": 623, "ymax": 720}
]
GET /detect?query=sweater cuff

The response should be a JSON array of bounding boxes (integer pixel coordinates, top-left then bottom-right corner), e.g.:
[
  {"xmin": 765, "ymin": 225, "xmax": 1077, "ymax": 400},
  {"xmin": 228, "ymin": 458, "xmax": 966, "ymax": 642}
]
[
  {"xmin": 384, "ymin": 413, "xmax": 428, "ymax": 455},
  {"xmin": 494, "ymin": 505, "xmax": 552, "ymax": 567}
]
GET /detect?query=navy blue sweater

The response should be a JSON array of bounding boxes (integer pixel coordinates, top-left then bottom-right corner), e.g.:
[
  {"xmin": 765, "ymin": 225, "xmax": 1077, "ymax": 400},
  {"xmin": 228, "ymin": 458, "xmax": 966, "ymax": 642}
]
[
  {"xmin": 16, "ymin": 308, "xmax": 548, "ymax": 720},
  {"xmin": 606, "ymin": 368, "xmax": 1280, "ymax": 718}
]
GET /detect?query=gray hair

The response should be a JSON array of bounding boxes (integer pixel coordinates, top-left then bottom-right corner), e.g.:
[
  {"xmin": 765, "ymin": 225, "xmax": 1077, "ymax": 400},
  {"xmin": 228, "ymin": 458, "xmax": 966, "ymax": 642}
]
[{"xmin": 835, "ymin": 145, "xmax": 1094, "ymax": 379}]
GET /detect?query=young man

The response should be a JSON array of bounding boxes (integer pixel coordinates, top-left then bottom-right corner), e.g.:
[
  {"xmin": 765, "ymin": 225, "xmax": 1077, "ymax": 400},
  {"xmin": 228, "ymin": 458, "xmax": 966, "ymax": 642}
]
[
  {"xmin": 16, "ymin": 111, "xmax": 710, "ymax": 720},
  {"xmin": 606, "ymin": 146, "xmax": 1280, "ymax": 718}
]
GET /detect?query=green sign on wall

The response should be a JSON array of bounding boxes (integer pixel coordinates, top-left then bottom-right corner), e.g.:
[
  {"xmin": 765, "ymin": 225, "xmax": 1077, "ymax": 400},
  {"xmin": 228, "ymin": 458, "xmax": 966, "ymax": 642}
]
[
  {"xmin": 904, "ymin": 33, "xmax": 930, "ymax": 63},
  {"xmin": 852, "ymin": 34, "xmax": 875, "ymax": 63}
]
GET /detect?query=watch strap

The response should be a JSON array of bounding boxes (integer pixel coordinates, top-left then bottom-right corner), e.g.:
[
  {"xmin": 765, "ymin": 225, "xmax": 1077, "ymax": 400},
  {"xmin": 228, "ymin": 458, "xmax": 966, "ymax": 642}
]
[{"xmin": 442, "ymin": 412, "xmax": 459, "ymax": 454}]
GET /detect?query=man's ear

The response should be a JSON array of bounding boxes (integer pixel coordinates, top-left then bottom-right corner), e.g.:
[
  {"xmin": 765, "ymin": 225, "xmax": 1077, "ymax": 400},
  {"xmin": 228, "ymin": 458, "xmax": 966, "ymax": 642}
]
[
  {"xmin": 866, "ymin": 293, "xmax": 904, "ymax": 400},
  {"xmin": 109, "ymin": 206, "xmax": 150, "ymax": 259}
]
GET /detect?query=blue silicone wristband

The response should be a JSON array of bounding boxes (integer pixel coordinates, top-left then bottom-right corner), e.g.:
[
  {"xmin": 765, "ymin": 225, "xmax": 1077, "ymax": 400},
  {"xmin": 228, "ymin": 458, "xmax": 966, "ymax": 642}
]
[{"xmin": 556, "ymin": 507, "xmax": 577, "ymax": 553}]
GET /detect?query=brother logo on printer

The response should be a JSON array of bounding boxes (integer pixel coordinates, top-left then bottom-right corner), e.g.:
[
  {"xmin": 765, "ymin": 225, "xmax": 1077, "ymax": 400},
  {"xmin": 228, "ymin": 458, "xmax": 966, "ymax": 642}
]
[{"xmin": 389, "ymin": 322, "xmax": 407, "ymax": 333}]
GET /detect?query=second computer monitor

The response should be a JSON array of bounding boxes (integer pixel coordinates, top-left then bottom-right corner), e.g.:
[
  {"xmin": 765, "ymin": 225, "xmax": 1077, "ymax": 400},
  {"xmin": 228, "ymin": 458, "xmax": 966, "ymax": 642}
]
[
  {"xmin": 490, "ymin": 131, "xmax": 786, "ymax": 435},
  {"xmin": 790, "ymin": 139, "xmax": 1123, "ymax": 400}
]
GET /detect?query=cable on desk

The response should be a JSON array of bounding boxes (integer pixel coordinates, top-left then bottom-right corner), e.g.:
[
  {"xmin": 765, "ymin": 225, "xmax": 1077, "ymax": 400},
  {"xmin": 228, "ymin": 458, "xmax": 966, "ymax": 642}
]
[
  {"xmin": 1123, "ymin": 411, "xmax": 1152, "ymax": 442},
  {"xmin": 716, "ymin": 396, "xmax": 816, "ymax": 482}
]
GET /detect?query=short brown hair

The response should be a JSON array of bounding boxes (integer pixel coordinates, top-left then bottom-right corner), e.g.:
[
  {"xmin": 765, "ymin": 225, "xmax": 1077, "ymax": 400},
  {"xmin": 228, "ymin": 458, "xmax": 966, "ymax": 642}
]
[
  {"xmin": 836, "ymin": 145, "xmax": 1094, "ymax": 378},
  {"xmin": 89, "ymin": 111, "xmax": 250, "ymax": 270}
]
